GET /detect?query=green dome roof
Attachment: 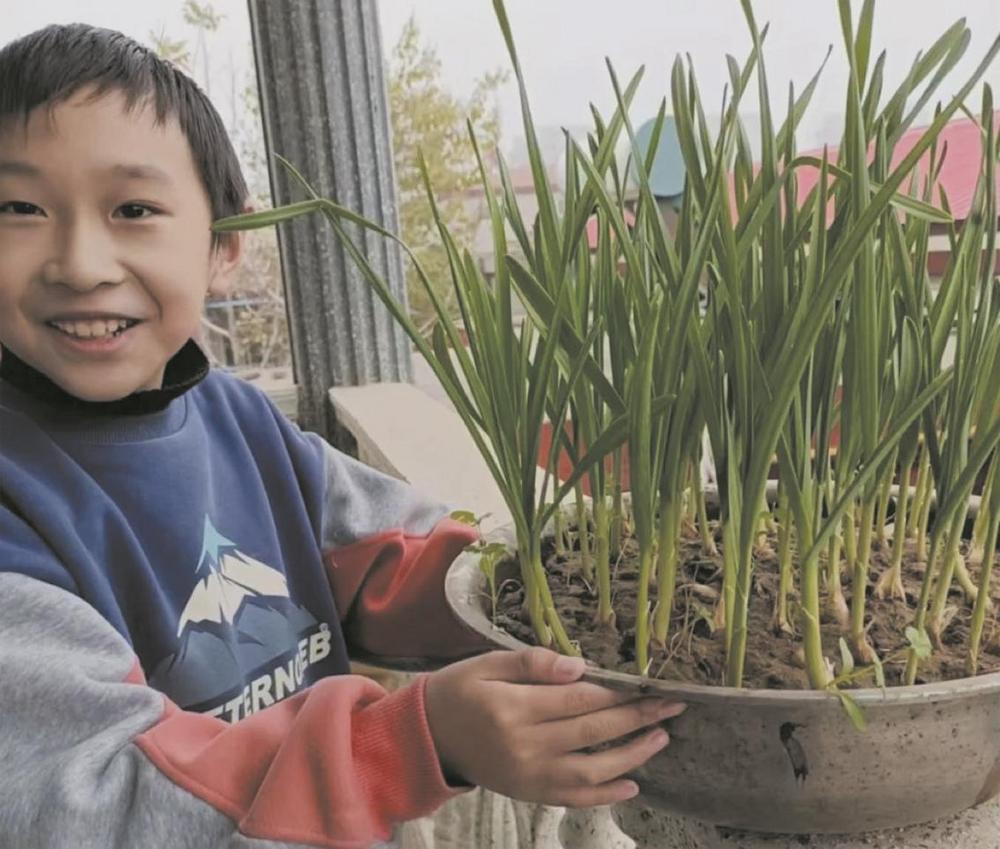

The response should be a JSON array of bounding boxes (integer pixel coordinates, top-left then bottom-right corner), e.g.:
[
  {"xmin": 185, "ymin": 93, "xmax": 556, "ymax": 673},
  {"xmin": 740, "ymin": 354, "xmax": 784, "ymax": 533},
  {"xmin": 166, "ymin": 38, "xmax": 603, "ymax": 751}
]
[{"xmin": 627, "ymin": 115, "xmax": 686, "ymax": 198}]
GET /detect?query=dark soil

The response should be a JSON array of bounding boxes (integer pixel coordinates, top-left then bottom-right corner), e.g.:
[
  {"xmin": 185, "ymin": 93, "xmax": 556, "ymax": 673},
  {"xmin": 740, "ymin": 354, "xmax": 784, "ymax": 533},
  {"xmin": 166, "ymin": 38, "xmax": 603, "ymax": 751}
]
[{"xmin": 493, "ymin": 521, "xmax": 1000, "ymax": 689}]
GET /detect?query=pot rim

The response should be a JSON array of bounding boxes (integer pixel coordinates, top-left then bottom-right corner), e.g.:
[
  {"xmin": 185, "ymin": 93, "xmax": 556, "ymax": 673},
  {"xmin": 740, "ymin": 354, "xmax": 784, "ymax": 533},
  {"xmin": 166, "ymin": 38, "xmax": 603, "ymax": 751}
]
[{"xmin": 446, "ymin": 531, "xmax": 1000, "ymax": 707}]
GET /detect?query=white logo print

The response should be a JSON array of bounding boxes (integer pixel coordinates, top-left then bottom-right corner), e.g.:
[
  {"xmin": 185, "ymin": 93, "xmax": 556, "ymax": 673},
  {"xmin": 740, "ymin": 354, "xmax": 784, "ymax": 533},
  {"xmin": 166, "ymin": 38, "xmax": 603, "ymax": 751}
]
[
  {"xmin": 176, "ymin": 516, "xmax": 291, "ymax": 636},
  {"xmin": 150, "ymin": 516, "xmax": 335, "ymax": 721}
]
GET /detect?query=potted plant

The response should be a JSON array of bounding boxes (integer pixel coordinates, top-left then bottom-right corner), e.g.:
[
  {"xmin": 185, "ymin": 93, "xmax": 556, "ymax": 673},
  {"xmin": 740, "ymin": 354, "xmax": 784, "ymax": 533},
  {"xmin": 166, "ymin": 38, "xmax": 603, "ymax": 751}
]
[{"xmin": 215, "ymin": 0, "xmax": 1000, "ymax": 840}]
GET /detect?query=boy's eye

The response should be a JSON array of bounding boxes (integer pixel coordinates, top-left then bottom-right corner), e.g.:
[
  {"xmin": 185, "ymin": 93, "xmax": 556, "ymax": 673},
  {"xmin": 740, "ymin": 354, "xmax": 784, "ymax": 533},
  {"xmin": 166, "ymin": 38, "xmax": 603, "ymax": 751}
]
[
  {"xmin": 117, "ymin": 203, "xmax": 158, "ymax": 220},
  {"xmin": 0, "ymin": 201, "xmax": 44, "ymax": 216},
  {"xmin": 0, "ymin": 201, "xmax": 158, "ymax": 219}
]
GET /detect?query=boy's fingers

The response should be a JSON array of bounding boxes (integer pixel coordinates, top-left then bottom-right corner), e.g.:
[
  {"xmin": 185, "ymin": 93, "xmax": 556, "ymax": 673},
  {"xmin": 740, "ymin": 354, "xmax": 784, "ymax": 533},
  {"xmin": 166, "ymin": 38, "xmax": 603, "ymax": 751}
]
[
  {"xmin": 479, "ymin": 647, "xmax": 587, "ymax": 684},
  {"xmin": 544, "ymin": 698, "xmax": 686, "ymax": 754},
  {"xmin": 548, "ymin": 778, "xmax": 640, "ymax": 809},
  {"xmin": 527, "ymin": 681, "xmax": 637, "ymax": 722},
  {"xmin": 555, "ymin": 725, "xmax": 671, "ymax": 791}
]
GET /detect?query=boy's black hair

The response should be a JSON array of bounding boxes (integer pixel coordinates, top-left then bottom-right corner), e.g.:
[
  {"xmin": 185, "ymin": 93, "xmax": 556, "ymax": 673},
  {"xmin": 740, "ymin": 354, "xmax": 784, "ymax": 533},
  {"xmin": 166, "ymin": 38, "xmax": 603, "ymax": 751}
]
[{"xmin": 0, "ymin": 23, "xmax": 248, "ymax": 249}]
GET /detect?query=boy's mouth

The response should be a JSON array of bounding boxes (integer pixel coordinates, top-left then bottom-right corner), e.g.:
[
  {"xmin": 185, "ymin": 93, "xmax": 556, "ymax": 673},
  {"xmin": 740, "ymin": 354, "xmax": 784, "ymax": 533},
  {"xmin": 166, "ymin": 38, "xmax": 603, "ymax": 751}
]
[{"xmin": 47, "ymin": 318, "xmax": 141, "ymax": 340}]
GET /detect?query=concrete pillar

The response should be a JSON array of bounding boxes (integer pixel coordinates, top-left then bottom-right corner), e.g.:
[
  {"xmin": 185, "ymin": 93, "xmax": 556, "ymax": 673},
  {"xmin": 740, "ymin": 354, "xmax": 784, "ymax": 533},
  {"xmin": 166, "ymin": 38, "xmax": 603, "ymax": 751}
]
[{"xmin": 247, "ymin": 0, "xmax": 412, "ymax": 439}]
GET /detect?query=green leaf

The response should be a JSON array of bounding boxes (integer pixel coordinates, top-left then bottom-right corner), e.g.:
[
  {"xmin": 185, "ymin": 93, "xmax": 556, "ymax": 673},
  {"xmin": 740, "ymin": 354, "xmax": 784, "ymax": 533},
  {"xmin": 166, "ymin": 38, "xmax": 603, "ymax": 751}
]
[
  {"xmin": 506, "ymin": 258, "xmax": 624, "ymax": 414},
  {"xmin": 837, "ymin": 690, "xmax": 868, "ymax": 732},
  {"xmin": 491, "ymin": 0, "xmax": 561, "ymax": 260},
  {"xmin": 627, "ymin": 297, "xmax": 663, "ymax": 548},
  {"xmin": 542, "ymin": 393, "xmax": 675, "ymax": 529},
  {"xmin": 798, "ymin": 367, "xmax": 954, "ymax": 566},
  {"xmin": 212, "ymin": 198, "xmax": 330, "ymax": 232},
  {"xmin": 872, "ymin": 653, "xmax": 887, "ymax": 691},
  {"xmin": 477, "ymin": 542, "xmax": 509, "ymax": 585},
  {"xmin": 854, "ymin": 0, "xmax": 876, "ymax": 86},
  {"xmin": 791, "ymin": 157, "xmax": 954, "ymax": 223},
  {"xmin": 906, "ymin": 626, "xmax": 933, "ymax": 660},
  {"xmin": 838, "ymin": 637, "xmax": 855, "ymax": 675},
  {"xmin": 449, "ymin": 510, "xmax": 479, "ymax": 526}
]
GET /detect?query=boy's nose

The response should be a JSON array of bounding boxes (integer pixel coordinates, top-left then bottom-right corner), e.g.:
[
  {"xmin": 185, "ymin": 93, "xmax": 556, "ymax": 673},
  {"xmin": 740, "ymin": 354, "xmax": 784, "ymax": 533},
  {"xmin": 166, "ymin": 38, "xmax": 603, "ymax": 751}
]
[{"xmin": 43, "ymin": 220, "xmax": 125, "ymax": 292}]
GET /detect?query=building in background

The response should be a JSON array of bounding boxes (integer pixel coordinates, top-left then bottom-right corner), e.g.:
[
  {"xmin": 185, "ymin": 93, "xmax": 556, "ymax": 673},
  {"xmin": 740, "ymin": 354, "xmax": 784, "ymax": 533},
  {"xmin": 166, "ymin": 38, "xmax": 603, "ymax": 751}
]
[
  {"xmin": 623, "ymin": 114, "xmax": 687, "ymax": 232},
  {"xmin": 791, "ymin": 111, "xmax": 1000, "ymax": 278}
]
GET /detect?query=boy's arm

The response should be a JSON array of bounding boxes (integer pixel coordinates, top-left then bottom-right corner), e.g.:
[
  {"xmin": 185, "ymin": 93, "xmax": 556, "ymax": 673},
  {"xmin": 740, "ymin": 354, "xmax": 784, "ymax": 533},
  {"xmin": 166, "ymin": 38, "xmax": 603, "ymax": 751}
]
[
  {"xmin": 0, "ymin": 571, "xmax": 465, "ymax": 848},
  {"xmin": 312, "ymin": 440, "xmax": 491, "ymax": 660}
]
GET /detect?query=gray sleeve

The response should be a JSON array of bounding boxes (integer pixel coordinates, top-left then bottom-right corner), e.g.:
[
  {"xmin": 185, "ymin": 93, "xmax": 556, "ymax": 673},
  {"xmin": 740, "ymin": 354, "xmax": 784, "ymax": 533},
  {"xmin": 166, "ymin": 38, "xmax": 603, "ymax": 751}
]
[
  {"xmin": 0, "ymin": 572, "xmax": 396, "ymax": 849},
  {"xmin": 317, "ymin": 440, "xmax": 452, "ymax": 550}
]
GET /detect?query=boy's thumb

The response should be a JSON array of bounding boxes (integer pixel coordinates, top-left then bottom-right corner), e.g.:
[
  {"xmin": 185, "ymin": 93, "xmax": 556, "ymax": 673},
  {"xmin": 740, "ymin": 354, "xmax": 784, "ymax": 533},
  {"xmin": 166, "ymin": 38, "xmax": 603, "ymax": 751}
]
[{"xmin": 487, "ymin": 647, "xmax": 586, "ymax": 683}]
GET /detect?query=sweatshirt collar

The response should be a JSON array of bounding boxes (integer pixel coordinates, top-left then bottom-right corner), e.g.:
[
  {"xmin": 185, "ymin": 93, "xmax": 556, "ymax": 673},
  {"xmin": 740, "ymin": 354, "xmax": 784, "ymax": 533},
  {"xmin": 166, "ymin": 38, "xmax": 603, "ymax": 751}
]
[{"xmin": 0, "ymin": 340, "xmax": 209, "ymax": 416}]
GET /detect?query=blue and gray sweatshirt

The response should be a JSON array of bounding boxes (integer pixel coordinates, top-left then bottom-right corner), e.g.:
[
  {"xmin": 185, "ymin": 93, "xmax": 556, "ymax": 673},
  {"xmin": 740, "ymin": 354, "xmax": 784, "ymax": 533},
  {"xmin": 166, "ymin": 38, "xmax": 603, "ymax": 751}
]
[{"xmin": 0, "ymin": 340, "xmax": 481, "ymax": 848}]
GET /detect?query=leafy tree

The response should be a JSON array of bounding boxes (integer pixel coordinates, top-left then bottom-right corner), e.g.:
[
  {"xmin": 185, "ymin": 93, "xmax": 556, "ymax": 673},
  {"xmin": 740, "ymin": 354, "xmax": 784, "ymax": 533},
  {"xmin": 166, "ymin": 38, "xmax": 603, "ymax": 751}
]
[
  {"xmin": 150, "ymin": 1, "xmax": 289, "ymax": 371},
  {"xmin": 152, "ymin": 7, "xmax": 505, "ymax": 360},
  {"xmin": 387, "ymin": 16, "xmax": 507, "ymax": 335}
]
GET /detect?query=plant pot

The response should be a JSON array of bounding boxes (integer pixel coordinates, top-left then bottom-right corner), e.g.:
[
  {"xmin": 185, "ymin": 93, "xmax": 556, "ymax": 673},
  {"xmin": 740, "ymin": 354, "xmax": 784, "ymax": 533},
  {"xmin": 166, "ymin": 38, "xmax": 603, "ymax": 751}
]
[{"xmin": 443, "ymin": 519, "xmax": 1000, "ymax": 835}]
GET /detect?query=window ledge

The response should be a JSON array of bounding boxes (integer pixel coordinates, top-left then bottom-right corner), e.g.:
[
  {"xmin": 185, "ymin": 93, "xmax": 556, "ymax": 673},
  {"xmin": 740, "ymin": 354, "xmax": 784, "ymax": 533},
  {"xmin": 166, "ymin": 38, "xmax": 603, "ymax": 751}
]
[{"xmin": 328, "ymin": 382, "xmax": 512, "ymax": 532}]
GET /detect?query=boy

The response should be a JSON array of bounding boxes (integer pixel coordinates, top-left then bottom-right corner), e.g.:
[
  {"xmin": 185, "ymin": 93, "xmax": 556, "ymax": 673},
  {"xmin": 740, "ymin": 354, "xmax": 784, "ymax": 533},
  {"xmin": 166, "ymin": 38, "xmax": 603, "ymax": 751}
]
[{"xmin": 0, "ymin": 23, "xmax": 683, "ymax": 848}]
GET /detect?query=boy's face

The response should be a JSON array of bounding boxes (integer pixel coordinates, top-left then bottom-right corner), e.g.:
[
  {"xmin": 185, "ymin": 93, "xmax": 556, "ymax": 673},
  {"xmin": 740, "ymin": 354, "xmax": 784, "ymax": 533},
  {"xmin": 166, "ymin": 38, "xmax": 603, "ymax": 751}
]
[{"xmin": 0, "ymin": 87, "xmax": 243, "ymax": 401}]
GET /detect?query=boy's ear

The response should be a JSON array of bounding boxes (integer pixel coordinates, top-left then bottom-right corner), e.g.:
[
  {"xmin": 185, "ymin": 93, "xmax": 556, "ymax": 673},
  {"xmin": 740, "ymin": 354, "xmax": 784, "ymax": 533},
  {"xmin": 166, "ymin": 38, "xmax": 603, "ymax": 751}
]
[{"xmin": 207, "ymin": 205, "xmax": 253, "ymax": 298}]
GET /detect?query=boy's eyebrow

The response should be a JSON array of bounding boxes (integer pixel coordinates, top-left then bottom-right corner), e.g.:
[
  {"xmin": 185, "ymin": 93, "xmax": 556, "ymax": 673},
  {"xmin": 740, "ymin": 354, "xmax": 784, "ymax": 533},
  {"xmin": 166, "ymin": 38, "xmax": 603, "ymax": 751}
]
[
  {"xmin": 0, "ymin": 160, "xmax": 173, "ymax": 184},
  {"xmin": 0, "ymin": 160, "xmax": 41, "ymax": 178},
  {"xmin": 106, "ymin": 163, "xmax": 174, "ymax": 184}
]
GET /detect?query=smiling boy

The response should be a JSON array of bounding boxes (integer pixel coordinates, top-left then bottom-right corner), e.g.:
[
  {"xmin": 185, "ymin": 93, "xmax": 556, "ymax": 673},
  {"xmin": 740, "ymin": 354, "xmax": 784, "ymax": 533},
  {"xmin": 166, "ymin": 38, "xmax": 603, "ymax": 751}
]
[
  {"xmin": 0, "ymin": 23, "xmax": 682, "ymax": 849},
  {"xmin": 0, "ymin": 88, "xmax": 234, "ymax": 401}
]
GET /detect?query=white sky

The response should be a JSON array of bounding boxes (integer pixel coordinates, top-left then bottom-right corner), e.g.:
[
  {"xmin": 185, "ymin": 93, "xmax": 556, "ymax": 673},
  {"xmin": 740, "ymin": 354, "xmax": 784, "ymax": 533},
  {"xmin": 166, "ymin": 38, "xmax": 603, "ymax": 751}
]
[
  {"xmin": 377, "ymin": 0, "xmax": 1000, "ymax": 153},
  {"xmin": 5, "ymin": 1, "xmax": 1000, "ymax": 157},
  {"xmin": 5, "ymin": 0, "xmax": 254, "ymax": 128}
]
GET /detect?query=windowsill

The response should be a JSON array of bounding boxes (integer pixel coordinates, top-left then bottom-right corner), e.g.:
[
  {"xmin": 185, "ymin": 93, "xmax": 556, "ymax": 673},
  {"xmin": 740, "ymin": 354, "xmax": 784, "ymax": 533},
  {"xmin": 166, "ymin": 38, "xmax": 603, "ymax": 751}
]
[
  {"xmin": 233, "ymin": 366, "xmax": 298, "ymax": 419},
  {"xmin": 328, "ymin": 382, "xmax": 513, "ymax": 534}
]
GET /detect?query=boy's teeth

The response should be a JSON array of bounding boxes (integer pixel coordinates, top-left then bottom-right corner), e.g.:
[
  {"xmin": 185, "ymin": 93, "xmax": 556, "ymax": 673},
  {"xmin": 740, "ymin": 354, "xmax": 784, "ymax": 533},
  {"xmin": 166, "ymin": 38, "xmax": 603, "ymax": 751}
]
[{"xmin": 51, "ymin": 319, "xmax": 130, "ymax": 338}]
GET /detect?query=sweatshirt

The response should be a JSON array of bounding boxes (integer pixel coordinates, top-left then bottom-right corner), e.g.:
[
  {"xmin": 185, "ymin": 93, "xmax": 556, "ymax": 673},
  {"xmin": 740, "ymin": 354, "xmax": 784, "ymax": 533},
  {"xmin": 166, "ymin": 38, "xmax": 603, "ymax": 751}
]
[{"xmin": 0, "ymin": 341, "xmax": 481, "ymax": 849}]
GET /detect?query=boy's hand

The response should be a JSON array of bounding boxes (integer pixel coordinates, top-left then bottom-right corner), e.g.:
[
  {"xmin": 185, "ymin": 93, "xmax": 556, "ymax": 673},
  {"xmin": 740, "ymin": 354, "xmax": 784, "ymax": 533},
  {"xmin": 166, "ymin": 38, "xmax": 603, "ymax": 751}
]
[{"xmin": 424, "ymin": 647, "xmax": 685, "ymax": 807}]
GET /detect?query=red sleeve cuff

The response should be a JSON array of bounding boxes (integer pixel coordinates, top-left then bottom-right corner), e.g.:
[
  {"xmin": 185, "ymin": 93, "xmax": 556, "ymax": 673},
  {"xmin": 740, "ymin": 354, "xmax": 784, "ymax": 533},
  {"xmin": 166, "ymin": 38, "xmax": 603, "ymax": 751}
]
[
  {"xmin": 327, "ymin": 518, "xmax": 485, "ymax": 658},
  {"xmin": 136, "ymin": 671, "xmax": 469, "ymax": 847},
  {"xmin": 353, "ymin": 674, "xmax": 471, "ymax": 823}
]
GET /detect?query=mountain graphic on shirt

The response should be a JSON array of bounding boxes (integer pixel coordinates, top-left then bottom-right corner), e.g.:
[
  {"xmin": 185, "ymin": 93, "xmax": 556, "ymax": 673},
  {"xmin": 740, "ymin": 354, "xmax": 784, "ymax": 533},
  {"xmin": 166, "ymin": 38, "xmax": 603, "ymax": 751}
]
[
  {"xmin": 149, "ymin": 516, "xmax": 322, "ymax": 710},
  {"xmin": 176, "ymin": 516, "xmax": 292, "ymax": 637}
]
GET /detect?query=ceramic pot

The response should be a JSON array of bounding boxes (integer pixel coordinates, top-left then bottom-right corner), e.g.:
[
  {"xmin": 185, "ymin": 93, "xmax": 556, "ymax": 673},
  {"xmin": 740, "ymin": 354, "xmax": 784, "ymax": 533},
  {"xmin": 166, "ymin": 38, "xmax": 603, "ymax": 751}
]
[{"xmin": 443, "ymin": 519, "xmax": 1000, "ymax": 834}]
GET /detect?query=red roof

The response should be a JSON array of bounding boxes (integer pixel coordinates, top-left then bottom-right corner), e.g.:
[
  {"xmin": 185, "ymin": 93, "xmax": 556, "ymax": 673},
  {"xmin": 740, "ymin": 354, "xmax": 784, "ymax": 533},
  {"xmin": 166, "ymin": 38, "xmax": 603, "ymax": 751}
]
[
  {"xmin": 585, "ymin": 208, "xmax": 636, "ymax": 250},
  {"xmin": 506, "ymin": 162, "xmax": 539, "ymax": 192},
  {"xmin": 737, "ymin": 111, "xmax": 1000, "ymax": 223}
]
